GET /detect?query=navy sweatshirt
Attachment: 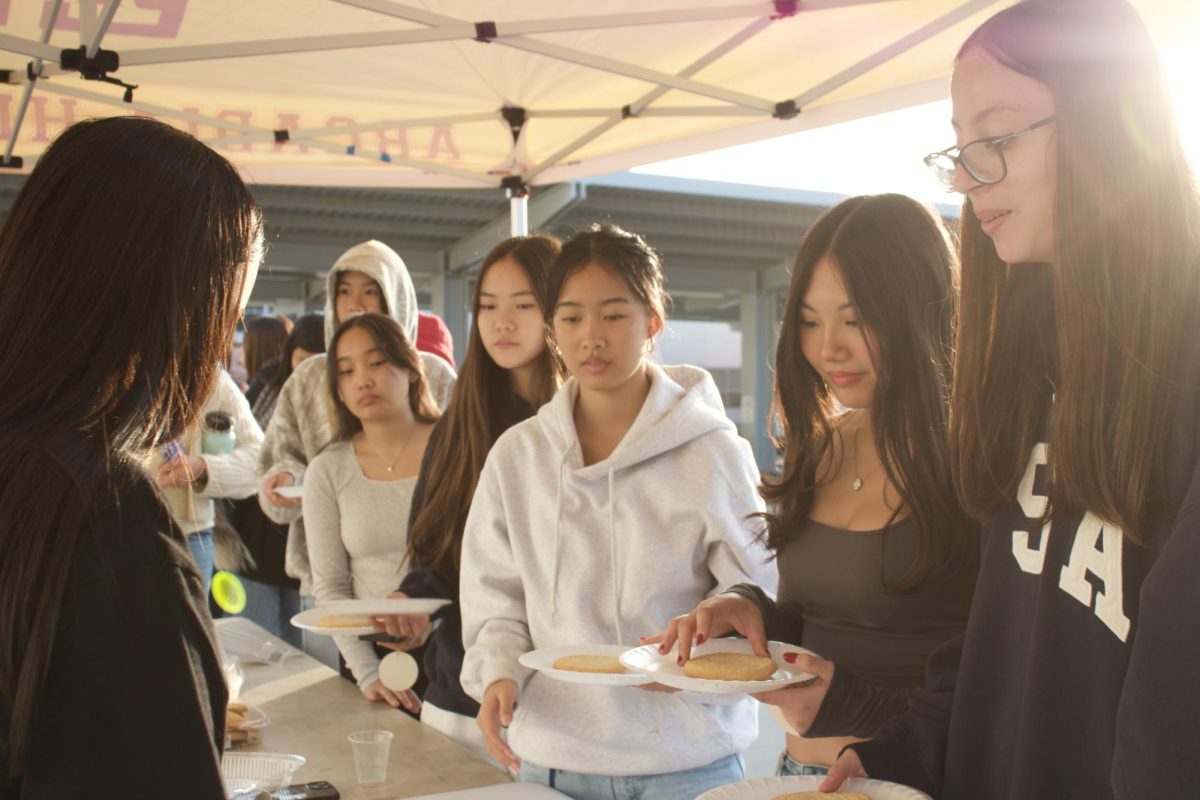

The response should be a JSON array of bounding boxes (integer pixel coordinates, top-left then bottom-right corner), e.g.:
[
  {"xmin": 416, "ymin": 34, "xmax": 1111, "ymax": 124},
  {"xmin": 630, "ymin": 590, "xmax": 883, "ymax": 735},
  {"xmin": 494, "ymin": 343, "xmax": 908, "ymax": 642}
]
[{"xmin": 850, "ymin": 352, "xmax": 1200, "ymax": 799}]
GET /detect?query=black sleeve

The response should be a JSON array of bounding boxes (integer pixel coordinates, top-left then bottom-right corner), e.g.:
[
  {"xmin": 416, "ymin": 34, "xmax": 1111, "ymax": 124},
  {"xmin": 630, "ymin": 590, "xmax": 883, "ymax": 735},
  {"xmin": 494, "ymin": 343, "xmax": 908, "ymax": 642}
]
[
  {"xmin": 806, "ymin": 663, "xmax": 921, "ymax": 738},
  {"xmin": 406, "ymin": 418, "xmax": 446, "ymax": 533},
  {"xmin": 1111, "ymin": 459, "xmax": 1200, "ymax": 799},
  {"xmin": 399, "ymin": 565, "xmax": 458, "ymax": 615},
  {"xmin": 845, "ymin": 632, "xmax": 961, "ymax": 797},
  {"xmin": 724, "ymin": 581, "xmax": 804, "ymax": 645},
  {"xmin": 21, "ymin": 559, "xmax": 227, "ymax": 798}
]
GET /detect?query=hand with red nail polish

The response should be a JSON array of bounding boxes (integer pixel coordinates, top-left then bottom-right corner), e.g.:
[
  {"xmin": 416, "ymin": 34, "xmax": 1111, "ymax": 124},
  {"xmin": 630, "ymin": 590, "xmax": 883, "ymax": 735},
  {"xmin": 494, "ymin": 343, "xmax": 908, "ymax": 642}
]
[{"xmin": 647, "ymin": 592, "xmax": 769, "ymax": 665}]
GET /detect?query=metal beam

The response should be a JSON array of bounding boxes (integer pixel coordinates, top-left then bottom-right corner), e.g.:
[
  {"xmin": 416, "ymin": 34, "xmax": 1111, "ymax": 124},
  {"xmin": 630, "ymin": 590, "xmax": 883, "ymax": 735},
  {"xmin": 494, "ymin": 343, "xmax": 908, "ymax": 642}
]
[
  {"xmin": 499, "ymin": 38, "xmax": 776, "ymax": 113},
  {"xmin": 0, "ymin": 33, "xmax": 61, "ymax": 61},
  {"xmin": 524, "ymin": 16, "xmax": 774, "ymax": 183},
  {"xmin": 204, "ymin": 112, "xmax": 498, "ymax": 149},
  {"xmin": 790, "ymin": 0, "xmax": 1002, "ymax": 109},
  {"xmin": 29, "ymin": 78, "xmax": 497, "ymax": 186},
  {"xmin": 87, "ymin": 0, "xmax": 121, "ymax": 58},
  {"xmin": 334, "ymin": 0, "xmax": 904, "ymax": 34},
  {"xmin": 448, "ymin": 182, "xmax": 585, "ymax": 272},
  {"xmin": 117, "ymin": 25, "xmax": 476, "ymax": 66},
  {"xmin": 3, "ymin": 0, "xmax": 64, "ymax": 167}
]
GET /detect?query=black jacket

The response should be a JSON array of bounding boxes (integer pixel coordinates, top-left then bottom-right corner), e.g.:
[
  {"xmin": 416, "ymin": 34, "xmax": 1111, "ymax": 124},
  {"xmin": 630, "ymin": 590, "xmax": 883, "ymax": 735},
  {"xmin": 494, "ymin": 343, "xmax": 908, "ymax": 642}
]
[{"xmin": 1, "ymin": 471, "xmax": 227, "ymax": 799}]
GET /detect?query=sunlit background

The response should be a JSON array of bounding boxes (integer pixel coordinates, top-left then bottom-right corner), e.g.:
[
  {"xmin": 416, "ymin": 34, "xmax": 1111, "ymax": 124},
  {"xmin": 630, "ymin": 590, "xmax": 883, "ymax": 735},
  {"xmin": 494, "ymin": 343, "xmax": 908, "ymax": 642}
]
[{"xmin": 636, "ymin": 38, "xmax": 1200, "ymax": 207}]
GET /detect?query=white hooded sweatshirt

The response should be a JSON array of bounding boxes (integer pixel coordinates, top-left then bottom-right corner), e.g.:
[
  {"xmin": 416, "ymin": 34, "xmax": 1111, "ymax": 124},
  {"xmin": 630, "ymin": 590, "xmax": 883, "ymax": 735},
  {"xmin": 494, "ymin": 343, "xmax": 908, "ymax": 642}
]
[
  {"xmin": 256, "ymin": 240, "xmax": 456, "ymax": 593},
  {"xmin": 461, "ymin": 363, "xmax": 777, "ymax": 776}
]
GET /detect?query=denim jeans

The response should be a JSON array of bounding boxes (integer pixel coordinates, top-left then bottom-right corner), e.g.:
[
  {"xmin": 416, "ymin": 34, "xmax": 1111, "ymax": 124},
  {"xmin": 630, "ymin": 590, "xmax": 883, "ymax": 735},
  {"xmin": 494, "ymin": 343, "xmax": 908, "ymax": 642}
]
[
  {"xmin": 775, "ymin": 751, "xmax": 829, "ymax": 777},
  {"xmin": 239, "ymin": 576, "xmax": 303, "ymax": 649},
  {"xmin": 186, "ymin": 528, "xmax": 214, "ymax": 596},
  {"xmin": 519, "ymin": 753, "xmax": 744, "ymax": 800}
]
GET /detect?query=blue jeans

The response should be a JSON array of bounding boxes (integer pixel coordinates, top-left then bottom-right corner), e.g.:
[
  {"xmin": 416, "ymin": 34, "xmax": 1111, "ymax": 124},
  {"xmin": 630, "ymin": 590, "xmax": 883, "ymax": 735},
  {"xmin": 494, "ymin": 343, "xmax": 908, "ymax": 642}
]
[
  {"xmin": 186, "ymin": 529, "xmax": 214, "ymax": 596},
  {"xmin": 239, "ymin": 576, "xmax": 303, "ymax": 649},
  {"xmin": 519, "ymin": 753, "xmax": 744, "ymax": 800},
  {"xmin": 775, "ymin": 751, "xmax": 829, "ymax": 777}
]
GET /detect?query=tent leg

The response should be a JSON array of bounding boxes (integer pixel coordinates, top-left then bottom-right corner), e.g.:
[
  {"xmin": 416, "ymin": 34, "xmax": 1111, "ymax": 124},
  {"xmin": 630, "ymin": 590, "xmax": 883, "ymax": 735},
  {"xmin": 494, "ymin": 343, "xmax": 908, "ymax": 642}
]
[
  {"xmin": 3, "ymin": 0, "xmax": 64, "ymax": 166},
  {"xmin": 509, "ymin": 192, "xmax": 529, "ymax": 236}
]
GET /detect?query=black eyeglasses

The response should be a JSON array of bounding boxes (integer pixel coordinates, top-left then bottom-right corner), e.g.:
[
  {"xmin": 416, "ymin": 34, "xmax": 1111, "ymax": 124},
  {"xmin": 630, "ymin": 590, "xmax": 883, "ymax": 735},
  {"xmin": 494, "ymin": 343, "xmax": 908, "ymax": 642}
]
[{"xmin": 924, "ymin": 116, "xmax": 1056, "ymax": 191}]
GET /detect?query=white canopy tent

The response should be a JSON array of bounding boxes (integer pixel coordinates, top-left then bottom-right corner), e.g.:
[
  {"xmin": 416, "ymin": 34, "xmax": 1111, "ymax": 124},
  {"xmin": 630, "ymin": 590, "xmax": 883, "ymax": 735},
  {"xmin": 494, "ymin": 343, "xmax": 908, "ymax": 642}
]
[
  {"xmin": 1, "ymin": 0, "xmax": 1193, "ymax": 204},
  {"xmin": 0, "ymin": 0, "xmax": 1193, "ymax": 466}
]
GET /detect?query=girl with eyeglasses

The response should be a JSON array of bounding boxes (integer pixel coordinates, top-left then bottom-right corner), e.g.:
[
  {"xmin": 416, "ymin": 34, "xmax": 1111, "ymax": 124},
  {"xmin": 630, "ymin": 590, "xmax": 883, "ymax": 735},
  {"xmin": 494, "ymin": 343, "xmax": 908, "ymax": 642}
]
[{"xmin": 823, "ymin": 2, "xmax": 1200, "ymax": 798}]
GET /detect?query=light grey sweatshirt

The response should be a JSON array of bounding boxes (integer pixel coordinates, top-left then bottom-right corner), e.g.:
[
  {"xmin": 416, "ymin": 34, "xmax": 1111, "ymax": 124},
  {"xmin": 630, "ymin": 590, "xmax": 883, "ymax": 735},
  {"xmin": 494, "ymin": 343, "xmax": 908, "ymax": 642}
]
[
  {"xmin": 461, "ymin": 363, "xmax": 778, "ymax": 776},
  {"xmin": 256, "ymin": 240, "xmax": 455, "ymax": 593}
]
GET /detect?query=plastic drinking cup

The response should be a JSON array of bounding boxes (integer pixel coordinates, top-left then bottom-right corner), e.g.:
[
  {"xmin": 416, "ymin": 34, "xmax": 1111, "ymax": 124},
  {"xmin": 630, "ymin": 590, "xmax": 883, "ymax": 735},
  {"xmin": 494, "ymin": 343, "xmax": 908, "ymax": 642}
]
[{"xmin": 348, "ymin": 730, "xmax": 393, "ymax": 785}]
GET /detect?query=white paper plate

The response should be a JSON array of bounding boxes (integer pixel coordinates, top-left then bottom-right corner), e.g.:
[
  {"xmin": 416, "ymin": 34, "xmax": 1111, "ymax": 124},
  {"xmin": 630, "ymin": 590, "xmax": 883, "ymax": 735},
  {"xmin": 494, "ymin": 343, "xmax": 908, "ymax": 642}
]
[
  {"xmin": 697, "ymin": 775, "xmax": 932, "ymax": 800},
  {"xmin": 620, "ymin": 639, "xmax": 817, "ymax": 693},
  {"xmin": 519, "ymin": 645, "xmax": 654, "ymax": 686},
  {"xmin": 289, "ymin": 607, "xmax": 374, "ymax": 636},
  {"xmin": 274, "ymin": 485, "xmax": 304, "ymax": 499},
  {"xmin": 319, "ymin": 597, "xmax": 451, "ymax": 616}
]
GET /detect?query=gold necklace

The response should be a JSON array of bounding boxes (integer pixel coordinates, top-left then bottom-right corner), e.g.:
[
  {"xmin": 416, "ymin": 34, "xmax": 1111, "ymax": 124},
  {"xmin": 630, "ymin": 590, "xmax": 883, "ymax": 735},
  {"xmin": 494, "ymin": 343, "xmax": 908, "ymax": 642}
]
[
  {"xmin": 851, "ymin": 420, "xmax": 883, "ymax": 492},
  {"xmin": 363, "ymin": 423, "xmax": 417, "ymax": 473}
]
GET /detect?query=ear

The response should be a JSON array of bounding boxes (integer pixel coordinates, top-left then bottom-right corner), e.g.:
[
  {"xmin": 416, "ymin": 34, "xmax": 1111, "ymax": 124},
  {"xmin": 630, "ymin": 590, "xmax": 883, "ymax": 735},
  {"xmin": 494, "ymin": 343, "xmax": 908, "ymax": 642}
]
[{"xmin": 647, "ymin": 314, "xmax": 664, "ymax": 339}]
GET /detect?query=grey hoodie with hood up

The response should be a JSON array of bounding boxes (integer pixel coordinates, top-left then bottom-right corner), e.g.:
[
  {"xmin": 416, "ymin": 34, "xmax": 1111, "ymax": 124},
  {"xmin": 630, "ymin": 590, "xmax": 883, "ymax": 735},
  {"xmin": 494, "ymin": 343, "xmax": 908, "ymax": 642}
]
[
  {"xmin": 461, "ymin": 363, "xmax": 777, "ymax": 775},
  {"xmin": 257, "ymin": 240, "xmax": 456, "ymax": 593}
]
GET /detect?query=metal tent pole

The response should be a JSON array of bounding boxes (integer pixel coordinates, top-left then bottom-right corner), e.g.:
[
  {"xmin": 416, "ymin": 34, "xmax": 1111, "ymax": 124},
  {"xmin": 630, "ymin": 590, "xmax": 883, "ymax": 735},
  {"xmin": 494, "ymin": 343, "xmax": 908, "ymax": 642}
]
[{"xmin": 3, "ymin": 0, "xmax": 65, "ymax": 167}]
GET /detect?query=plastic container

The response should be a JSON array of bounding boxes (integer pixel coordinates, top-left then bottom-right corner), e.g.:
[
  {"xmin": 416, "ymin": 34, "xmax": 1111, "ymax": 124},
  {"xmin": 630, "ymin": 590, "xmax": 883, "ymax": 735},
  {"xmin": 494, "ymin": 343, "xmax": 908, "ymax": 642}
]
[{"xmin": 221, "ymin": 752, "xmax": 306, "ymax": 794}]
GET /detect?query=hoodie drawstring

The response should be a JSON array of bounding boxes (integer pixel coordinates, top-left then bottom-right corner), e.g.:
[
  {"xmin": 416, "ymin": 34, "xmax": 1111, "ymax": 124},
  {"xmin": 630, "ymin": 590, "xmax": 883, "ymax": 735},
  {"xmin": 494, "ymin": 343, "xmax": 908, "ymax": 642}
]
[
  {"xmin": 550, "ymin": 447, "xmax": 570, "ymax": 620},
  {"xmin": 609, "ymin": 465, "xmax": 622, "ymax": 644}
]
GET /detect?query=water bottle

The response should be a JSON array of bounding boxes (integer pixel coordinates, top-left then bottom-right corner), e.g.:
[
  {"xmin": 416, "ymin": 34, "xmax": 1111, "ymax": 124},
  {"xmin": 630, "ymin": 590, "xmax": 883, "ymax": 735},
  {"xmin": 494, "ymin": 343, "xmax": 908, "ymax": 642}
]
[{"xmin": 201, "ymin": 410, "xmax": 236, "ymax": 455}]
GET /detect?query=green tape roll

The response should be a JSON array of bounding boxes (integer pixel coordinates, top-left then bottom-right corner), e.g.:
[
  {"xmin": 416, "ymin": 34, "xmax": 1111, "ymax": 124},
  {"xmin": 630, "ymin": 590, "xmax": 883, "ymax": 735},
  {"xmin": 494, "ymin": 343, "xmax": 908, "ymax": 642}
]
[{"xmin": 211, "ymin": 570, "xmax": 247, "ymax": 614}]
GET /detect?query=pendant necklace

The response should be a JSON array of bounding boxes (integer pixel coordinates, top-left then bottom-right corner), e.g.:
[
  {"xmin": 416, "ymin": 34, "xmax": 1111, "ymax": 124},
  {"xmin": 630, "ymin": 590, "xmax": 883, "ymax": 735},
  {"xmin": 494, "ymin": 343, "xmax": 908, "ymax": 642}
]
[
  {"xmin": 850, "ymin": 420, "xmax": 883, "ymax": 492},
  {"xmin": 365, "ymin": 422, "xmax": 417, "ymax": 474}
]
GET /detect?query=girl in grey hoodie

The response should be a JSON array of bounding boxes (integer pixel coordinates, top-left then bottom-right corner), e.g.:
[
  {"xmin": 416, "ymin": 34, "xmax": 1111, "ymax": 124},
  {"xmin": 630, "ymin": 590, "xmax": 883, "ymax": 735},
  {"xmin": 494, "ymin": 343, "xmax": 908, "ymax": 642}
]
[
  {"xmin": 257, "ymin": 240, "xmax": 456, "ymax": 595},
  {"xmin": 461, "ymin": 225, "xmax": 777, "ymax": 800}
]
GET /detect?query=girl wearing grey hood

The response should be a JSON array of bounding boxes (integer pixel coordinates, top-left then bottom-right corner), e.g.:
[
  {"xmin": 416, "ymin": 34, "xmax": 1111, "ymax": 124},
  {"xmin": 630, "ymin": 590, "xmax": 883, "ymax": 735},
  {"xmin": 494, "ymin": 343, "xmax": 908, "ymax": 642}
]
[
  {"xmin": 460, "ymin": 225, "xmax": 776, "ymax": 799},
  {"xmin": 257, "ymin": 240, "xmax": 456, "ymax": 594}
]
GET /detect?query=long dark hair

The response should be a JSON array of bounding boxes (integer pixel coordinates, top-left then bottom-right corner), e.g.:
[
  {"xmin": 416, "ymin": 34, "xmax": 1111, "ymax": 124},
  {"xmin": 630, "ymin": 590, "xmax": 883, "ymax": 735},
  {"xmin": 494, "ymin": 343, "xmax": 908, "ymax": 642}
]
[
  {"xmin": 762, "ymin": 194, "xmax": 973, "ymax": 590},
  {"xmin": 950, "ymin": 0, "xmax": 1200, "ymax": 541},
  {"xmin": 243, "ymin": 315, "xmax": 291, "ymax": 383},
  {"xmin": 406, "ymin": 236, "xmax": 563, "ymax": 572},
  {"xmin": 0, "ymin": 116, "xmax": 261, "ymax": 778},
  {"xmin": 326, "ymin": 313, "xmax": 439, "ymax": 440}
]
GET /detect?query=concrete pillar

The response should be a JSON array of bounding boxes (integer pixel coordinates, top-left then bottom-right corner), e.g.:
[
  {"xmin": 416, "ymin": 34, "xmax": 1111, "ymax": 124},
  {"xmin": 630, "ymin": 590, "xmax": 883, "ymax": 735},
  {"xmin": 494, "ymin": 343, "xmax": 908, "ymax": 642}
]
[
  {"xmin": 432, "ymin": 258, "xmax": 471, "ymax": 367},
  {"xmin": 740, "ymin": 278, "xmax": 778, "ymax": 474}
]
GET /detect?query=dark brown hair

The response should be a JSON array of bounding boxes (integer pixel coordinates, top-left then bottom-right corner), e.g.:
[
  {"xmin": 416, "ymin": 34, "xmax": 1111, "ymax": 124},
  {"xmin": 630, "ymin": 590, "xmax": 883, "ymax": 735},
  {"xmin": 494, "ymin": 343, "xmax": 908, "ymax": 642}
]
[
  {"xmin": 406, "ymin": 235, "xmax": 563, "ymax": 572},
  {"xmin": 950, "ymin": 0, "xmax": 1200, "ymax": 539},
  {"xmin": 326, "ymin": 313, "xmax": 439, "ymax": 440},
  {"xmin": 0, "ymin": 116, "xmax": 261, "ymax": 778},
  {"xmin": 548, "ymin": 223, "xmax": 672, "ymax": 325},
  {"xmin": 243, "ymin": 314, "xmax": 291, "ymax": 382},
  {"xmin": 762, "ymin": 194, "xmax": 974, "ymax": 590},
  {"xmin": 276, "ymin": 311, "xmax": 326, "ymax": 392}
]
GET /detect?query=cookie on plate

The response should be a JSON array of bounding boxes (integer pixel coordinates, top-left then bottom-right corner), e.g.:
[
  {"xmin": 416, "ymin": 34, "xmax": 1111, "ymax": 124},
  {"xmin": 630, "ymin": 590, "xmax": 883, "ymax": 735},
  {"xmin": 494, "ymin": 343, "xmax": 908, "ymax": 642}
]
[
  {"xmin": 553, "ymin": 654, "xmax": 627, "ymax": 674},
  {"xmin": 682, "ymin": 652, "xmax": 777, "ymax": 681}
]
